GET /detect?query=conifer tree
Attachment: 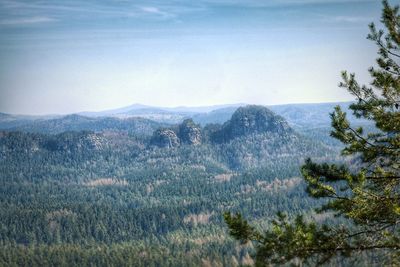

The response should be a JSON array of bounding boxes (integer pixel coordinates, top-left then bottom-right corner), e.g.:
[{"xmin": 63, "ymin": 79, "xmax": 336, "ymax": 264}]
[{"xmin": 224, "ymin": 1, "xmax": 400, "ymax": 265}]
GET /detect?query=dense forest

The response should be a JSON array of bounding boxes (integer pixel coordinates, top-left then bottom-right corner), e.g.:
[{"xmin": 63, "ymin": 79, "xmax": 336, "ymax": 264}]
[
  {"xmin": 0, "ymin": 105, "xmax": 351, "ymax": 266},
  {"xmin": 2, "ymin": 0, "xmax": 398, "ymax": 265}
]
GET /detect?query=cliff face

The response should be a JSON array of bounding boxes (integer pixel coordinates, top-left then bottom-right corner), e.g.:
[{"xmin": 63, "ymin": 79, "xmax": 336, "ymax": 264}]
[
  {"xmin": 211, "ymin": 105, "xmax": 293, "ymax": 143},
  {"xmin": 150, "ymin": 106, "xmax": 293, "ymax": 147},
  {"xmin": 228, "ymin": 105, "xmax": 291, "ymax": 136},
  {"xmin": 150, "ymin": 119, "xmax": 202, "ymax": 148},
  {"xmin": 178, "ymin": 119, "xmax": 202, "ymax": 145},
  {"xmin": 150, "ymin": 129, "xmax": 180, "ymax": 148}
]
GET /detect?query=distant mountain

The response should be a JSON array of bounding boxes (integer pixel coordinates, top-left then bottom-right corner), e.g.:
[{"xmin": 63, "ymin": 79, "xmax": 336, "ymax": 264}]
[
  {"xmin": 268, "ymin": 102, "xmax": 372, "ymax": 129},
  {"xmin": 145, "ymin": 105, "xmax": 333, "ymax": 170},
  {"xmin": 192, "ymin": 102, "xmax": 373, "ymax": 129},
  {"xmin": 0, "ymin": 113, "xmax": 61, "ymax": 130},
  {"xmin": 79, "ymin": 104, "xmax": 157, "ymax": 117},
  {"xmin": 0, "ymin": 113, "xmax": 29, "ymax": 129},
  {"xmin": 0, "ymin": 102, "xmax": 374, "ymax": 136},
  {"xmin": 1, "ymin": 105, "xmax": 334, "ymax": 172},
  {"xmin": 6, "ymin": 114, "xmax": 165, "ymax": 136},
  {"xmin": 192, "ymin": 106, "xmax": 240, "ymax": 125},
  {"xmin": 210, "ymin": 105, "xmax": 293, "ymax": 143},
  {"xmin": 150, "ymin": 105, "xmax": 293, "ymax": 148},
  {"xmin": 81, "ymin": 106, "xmax": 195, "ymax": 124},
  {"xmin": 79, "ymin": 103, "xmax": 245, "ymax": 121},
  {"xmin": 204, "ymin": 105, "xmax": 334, "ymax": 170},
  {"xmin": 159, "ymin": 103, "xmax": 246, "ymax": 113}
]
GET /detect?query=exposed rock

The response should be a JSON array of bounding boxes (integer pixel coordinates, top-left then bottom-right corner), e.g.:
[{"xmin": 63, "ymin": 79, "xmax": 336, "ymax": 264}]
[
  {"xmin": 44, "ymin": 131, "xmax": 107, "ymax": 152},
  {"xmin": 178, "ymin": 119, "xmax": 202, "ymax": 145},
  {"xmin": 211, "ymin": 105, "xmax": 292, "ymax": 143},
  {"xmin": 150, "ymin": 128, "xmax": 180, "ymax": 148},
  {"xmin": 149, "ymin": 105, "xmax": 293, "ymax": 147},
  {"xmin": 150, "ymin": 119, "xmax": 202, "ymax": 148}
]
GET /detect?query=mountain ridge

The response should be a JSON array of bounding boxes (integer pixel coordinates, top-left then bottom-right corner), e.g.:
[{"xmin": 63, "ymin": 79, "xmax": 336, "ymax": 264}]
[
  {"xmin": 2, "ymin": 114, "xmax": 166, "ymax": 135},
  {"xmin": 0, "ymin": 101, "xmax": 373, "ymax": 135}
]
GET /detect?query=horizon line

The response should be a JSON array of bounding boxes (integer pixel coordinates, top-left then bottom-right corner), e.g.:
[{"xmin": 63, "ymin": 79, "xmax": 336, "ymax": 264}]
[{"xmin": 1, "ymin": 100, "xmax": 354, "ymax": 117}]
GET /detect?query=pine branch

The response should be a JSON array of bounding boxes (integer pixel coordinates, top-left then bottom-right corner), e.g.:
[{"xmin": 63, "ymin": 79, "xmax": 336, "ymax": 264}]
[
  {"xmin": 376, "ymin": 38, "xmax": 400, "ymax": 58},
  {"xmin": 346, "ymin": 223, "xmax": 397, "ymax": 239},
  {"xmin": 366, "ymin": 175, "xmax": 400, "ymax": 180}
]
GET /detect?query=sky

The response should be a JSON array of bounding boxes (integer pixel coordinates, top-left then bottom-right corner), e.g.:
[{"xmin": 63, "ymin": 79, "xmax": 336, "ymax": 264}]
[{"xmin": 0, "ymin": 0, "xmax": 387, "ymax": 115}]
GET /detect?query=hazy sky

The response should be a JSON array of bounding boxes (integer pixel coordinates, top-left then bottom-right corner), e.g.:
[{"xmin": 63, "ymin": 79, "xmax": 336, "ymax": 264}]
[{"xmin": 0, "ymin": 0, "xmax": 385, "ymax": 115}]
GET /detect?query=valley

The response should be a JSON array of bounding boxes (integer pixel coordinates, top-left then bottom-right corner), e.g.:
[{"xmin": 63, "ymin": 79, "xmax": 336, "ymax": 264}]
[{"xmin": 0, "ymin": 104, "xmax": 352, "ymax": 266}]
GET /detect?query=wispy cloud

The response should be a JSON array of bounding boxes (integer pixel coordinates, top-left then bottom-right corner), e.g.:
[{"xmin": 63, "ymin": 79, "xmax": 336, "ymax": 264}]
[
  {"xmin": 0, "ymin": 1, "xmax": 185, "ymax": 23},
  {"xmin": 329, "ymin": 16, "xmax": 370, "ymax": 23},
  {"xmin": 319, "ymin": 15, "xmax": 371, "ymax": 24},
  {"xmin": 0, "ymin": 16, "xmax": 56, "ymax": 25},
  {"xmin": 141, "ymin": 7, "xmax": 162, "ymax": 14},
  {"xmin": 139, "ymin": 6, "xmax": 177, "ymax": 19},
  {"xmin": 0, "ymin": 0, "xmax": 378, "ymax": 29},
  {"xmin": 199, "ymin": 0, "xmax": 374, "ymax": 8}
]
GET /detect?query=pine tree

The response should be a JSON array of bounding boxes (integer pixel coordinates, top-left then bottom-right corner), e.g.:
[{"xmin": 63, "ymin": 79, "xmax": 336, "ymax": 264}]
[{"xmin": 224, "ymin": 1, "xmax": 400, "ymax": 265}]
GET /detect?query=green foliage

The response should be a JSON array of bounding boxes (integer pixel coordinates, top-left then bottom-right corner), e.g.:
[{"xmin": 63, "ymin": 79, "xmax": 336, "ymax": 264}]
[
  {"xmin": 0, "ymin": 122, "xmax": 334, "ymax": 265},
  {"xmin": 224, "ymin": 213, "xmax": 260, "ymax": 244},
  {"xmin": 224, "ymin": 1, "xmax": 400, "ymax": 265}
]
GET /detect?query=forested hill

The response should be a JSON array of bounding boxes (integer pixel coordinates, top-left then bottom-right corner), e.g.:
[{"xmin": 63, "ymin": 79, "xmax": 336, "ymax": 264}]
[
  {"xmin": 1, "ymin": 105, "xmax": 334, "ymax": 167},
  {"xmin": 210, "ymin": 105, "xmax": 293, "ymax": 143},
  {"xmin": 0, "ymin": 105, "xmax": 340, "ymax": 266},
  {"xmin": 0, "ymin": 114, "xmax": 165, "ymax": 136},
  {"xmin": 192, "ymin": 102, "xmax": 372, "ymax": 129},
  {"xmin": 0, "ymin": 102, "xmax": 373, "ymax": 134}
]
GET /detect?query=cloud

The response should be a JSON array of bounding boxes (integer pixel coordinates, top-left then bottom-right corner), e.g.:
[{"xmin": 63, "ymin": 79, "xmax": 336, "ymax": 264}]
[
  {"xmin": 318, "ymin": 14, "xmax": 371, "ymax": 24},
  {"xmin": 0, "ymin": 16, "xmax": 56, "ymax": 25},
  {"xmin": 0, "ymin": 1, "xmax": 138, "ymax": 18},
  {"xmin": 0, "ymin": 1, "xmax": 183, "ymax": 22},
  {"xmin": 141, "ymin": 7, "xmax": 162, "ymax": 14},
  {"xmin": 199, "ymin": 0, "xmax": 370, "ymax": 7},
  {"xmin": 329, "ymin": 16, "xmax": 370, "ymax": 23},
  {"xmin": 139, "ymin": 6, "xmax": 176, "ymax": 19}
]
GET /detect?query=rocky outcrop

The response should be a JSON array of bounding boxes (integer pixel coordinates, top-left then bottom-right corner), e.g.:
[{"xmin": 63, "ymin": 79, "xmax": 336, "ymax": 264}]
[
  {"xmin": 211, "ymin": 105, "xmax": 293, "ymax": 143},
  {"xmin": 150, "ymin": 119, "xmax": 202, "ymax": 148},
  {"xmin": 229, "ymin": 105, "xmax": 291, "ymax": 136},
  {"xmin": 150, "ymin": 128, "xmax": 180, "ymax": 148},
  {"xmin": 178, "ymin": 119, "xmax": 202, "ymax": 145},
  {"xmin": 150, "ymin": 105, "xmax": 292, "ymax": 147},
  {"xmin": 44, "ymin": 131, "xmax": 107, "ymax": 152}
]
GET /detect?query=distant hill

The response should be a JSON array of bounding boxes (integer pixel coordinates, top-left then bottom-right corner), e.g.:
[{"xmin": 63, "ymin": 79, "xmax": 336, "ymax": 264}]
[
  {"xmin": 205, "ymin": 105, "xmax": 331, "ymax": 169},
  {"xmin": 192, "ymin": 107, "xmax": 240, "ymax": 125},
  {"xmin": 268, "ymin": 102, "xmax": 372, "ymax": 129},
  {"xmin": 0, "ymin": 113, "xmax": 60, "ymax": 130},
  {"xmin": 5, "ymin": 114, "xmax": 165, "ymax": 136},
  {"xmin": 79, "ymin": 103, "xmax": 245, "ymax": 122},
  {"xmin": 149, "ymin": 105, "xmax": 293, "ymax": 148},
  {"xmin": 0, "ymin": 104, "xmax": 338, "ymax": 266},
  {"xmin": 0, "ymin": 102, "xmax": 374, "ymax": 136},
  {"xmin": 146, "ymin": 105, "xmax": 334, "ymax": 170},
  {"xmin": 0, "ymin": 106, "xmax": 335, "ymax": 172},
  {"xmin": 209, "ymin": 105, "xmax": 293, "ymax": 143},
  {"xmin": 192, "ymin": 102, "xmax": 372, "ymax": 129}
]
